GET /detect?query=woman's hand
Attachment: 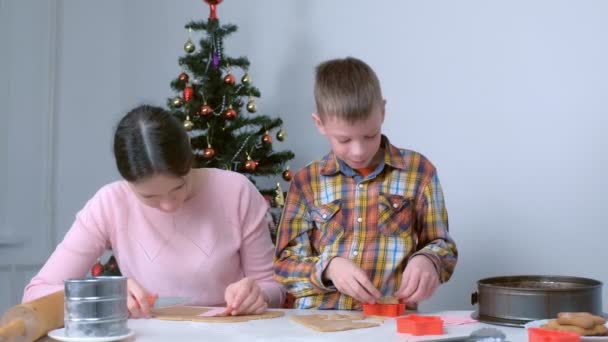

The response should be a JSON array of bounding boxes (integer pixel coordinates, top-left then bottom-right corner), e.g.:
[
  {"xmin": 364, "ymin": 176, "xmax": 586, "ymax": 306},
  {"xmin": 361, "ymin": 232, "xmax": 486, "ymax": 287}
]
[
  {"xmin": 126, "ymin": 278, "xmax": 153, "ymax": 318},
  {"xmin": 224, "ymin": 277, "xmax": 268, "ymax": 315}
]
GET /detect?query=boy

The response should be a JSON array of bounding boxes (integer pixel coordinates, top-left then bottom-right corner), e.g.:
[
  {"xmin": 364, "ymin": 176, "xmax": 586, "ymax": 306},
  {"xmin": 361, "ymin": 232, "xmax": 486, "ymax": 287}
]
[{"xmin": 274, "ymin": 57, "xmax": 458, "ymax": 310}]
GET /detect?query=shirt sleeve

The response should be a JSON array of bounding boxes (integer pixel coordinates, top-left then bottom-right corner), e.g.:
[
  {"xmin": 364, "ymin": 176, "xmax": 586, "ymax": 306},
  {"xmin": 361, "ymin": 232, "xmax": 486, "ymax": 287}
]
[
  {"xmin": 273, "ymin": 175, "xmax": 335, "ymax": 297},
  {"xmin": 22, "ymin": 193, "xmax": 110, "ymax": 302},
  {"xmin": 237, "ymin": 178, "xmax": 286, "ymax": 308},
  {"xmin": 411, "ymin": 172, "xmax": 458, "ymax": 283}
]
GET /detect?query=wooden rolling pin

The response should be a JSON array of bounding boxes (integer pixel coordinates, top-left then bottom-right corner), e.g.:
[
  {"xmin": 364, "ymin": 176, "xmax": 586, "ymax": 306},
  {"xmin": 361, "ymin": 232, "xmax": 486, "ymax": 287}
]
[{"xmin": 0, "ymin": 290, "xmax": 64, "ymax": 342}]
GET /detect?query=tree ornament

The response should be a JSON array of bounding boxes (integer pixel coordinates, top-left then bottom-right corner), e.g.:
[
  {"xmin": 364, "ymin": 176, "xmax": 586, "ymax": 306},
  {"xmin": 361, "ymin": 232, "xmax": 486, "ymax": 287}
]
[
  {"xmin": 274, "ymin": 183, "xmax": 285, "ymax": 207},
  {"xmin": 91, "ymin": 260, "xmax": 104, "ymax": 277},
  {"xmin": 276, "ymin": 129, "xmax": 287, "ymax": 141},
  {"xmin": 203, "ymin": 146, "xmax": 216, "ymax": 159},
  {"xmin": 183, "ymin": 84, "xmax": 194, "ymax": 102},
  {"xmin": 224, "ymin": 73, "xmax": 236, "ymax": 86},
  {"xmin": 200, "ymin": 104, "xmax": 213, "ymax": 116},
  {"xmin": 184, "ymin": 116, "xmax": 194, "ymax": 131},
  {"xmin": 282, "ymin": 167, "xmax": 294, "ymax": 181},
  {"xmin": 262, "ymin": 131, "xmax": 272, "ymax": 144},
  {"xmin": 246, "ymin": 99, "xmax": 257, "ymax": 113},
  {"xmin": 204, "ymin": 0, "xmax": 223, "ymax": 20},
  {"xmin": 245, "ymin": 159, "xmax": 258, "ymax": 172},
  {"xmin": 184, "ymin": 38, "xmax": 195, "ymax": 53},
  {"xmin": 172, "ymin": 96, "xmax": 184, "ymax": 108},
  {"xmin": 178, "ymin": 72, "xmax": 189, "ymax": 82},
  {"xmin": 224, "ymin": 106, "xmax": 237, "ymax": 120},
  {"xmin": 241, "ymin": 73, "xmax": 251, "ymax": 85},
  {"xmin": 212, "ymin": 52, "xmax": 220, "ymax": 69}
]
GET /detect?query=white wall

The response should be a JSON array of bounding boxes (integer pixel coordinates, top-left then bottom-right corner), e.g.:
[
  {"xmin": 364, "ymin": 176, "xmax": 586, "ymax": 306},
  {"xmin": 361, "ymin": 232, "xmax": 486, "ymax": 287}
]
[
  {"xmin": 0, "ymin": 0, "xmax": 60, "ymax": 311},
  {"xmin": 53, "ymin": 1, "xmax": 126, "ymax": 244},
  {"xmin": 178, "ymin": 0, "xmax": 608, "ymax": 312},
  {"xmin": 0, "ymin": 0, "xmax": 8, "ymax": 236},
  {"xmin": 1, "ymin": 0, "xmax": 606, "ymax": 313}
]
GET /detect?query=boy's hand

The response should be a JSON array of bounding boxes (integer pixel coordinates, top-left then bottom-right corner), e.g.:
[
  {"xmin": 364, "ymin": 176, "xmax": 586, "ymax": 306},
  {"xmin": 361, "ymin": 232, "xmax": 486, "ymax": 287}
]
[
  {"xmin": 127, "ymin": 278, "xmax": 152, "ymax": 318},
  {"xmin": 323, "ymin": 257, "xmax": 382, "ymax": 304},
  {"xmin": 395, "ymin": 255, "xmax": 439, "ymax": 305},
  {"xmin": 224, "ymin": 277, "xmax": 268, "ymax": 316}
]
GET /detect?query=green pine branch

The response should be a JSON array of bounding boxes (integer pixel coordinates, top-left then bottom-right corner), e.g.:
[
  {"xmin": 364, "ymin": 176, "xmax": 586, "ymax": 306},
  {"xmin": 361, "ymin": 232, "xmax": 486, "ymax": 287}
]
[{"xmin": 166, "ymin": 16, "xmax": 295, "ymax": 208}]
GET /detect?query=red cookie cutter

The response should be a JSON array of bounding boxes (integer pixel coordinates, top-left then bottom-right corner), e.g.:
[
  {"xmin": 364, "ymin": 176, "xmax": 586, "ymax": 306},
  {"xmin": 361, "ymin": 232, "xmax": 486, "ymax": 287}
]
[
  {"xmin": 528, "ymin": 328, "xmax": 580, "ymax": 342},
  {"xmin": 362, "ymin": 303, "xmax": 406, "ymax": 317},
  {"xmin": 396, "ymin": 314, "xmax": 444, "ymax": 335}
]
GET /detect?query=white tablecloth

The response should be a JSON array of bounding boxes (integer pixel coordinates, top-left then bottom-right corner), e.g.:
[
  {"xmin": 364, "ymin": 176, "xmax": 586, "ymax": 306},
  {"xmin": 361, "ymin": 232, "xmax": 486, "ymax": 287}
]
[{"xmin": 46, "ymin": 310, "xmax": 529, "ymax": 341}]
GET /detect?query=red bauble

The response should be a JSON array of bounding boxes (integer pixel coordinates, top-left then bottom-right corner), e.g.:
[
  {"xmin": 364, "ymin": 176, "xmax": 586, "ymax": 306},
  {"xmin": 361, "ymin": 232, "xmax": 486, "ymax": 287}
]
[
  {"xmin": 203, "ymin": 147, "xmax": 216, "ymax": 159},
  {"xmin": 178, "ymin": 72, "xmax": 189, "ymax": 82},
  {"xmin": 282, "ymin": 169, "xmax": 294, "ymax": 181},
  {"xmin": 262, "ymin": 133, "xmax": 272, "ymax": 144},
  {"xmin": 204, "ymin": 0, "xmax": 223, "ymax": 20},
  {"xmin": 224, "ymin": 108, "xmax": 237, "ymax": 120},
  {"xmin": 200, "ymin": 104, "xmax": 213, "ymax": 116},
  {"xmin": 223, "ymin": 74, "xmax": 235, "ymax": 86},
  {"xmin": 244, "ymin": 159, "xmax": 258, "ymax": 172},
  {"xmin": 91, "ymin": 262, "xmax": 104, "ymax": 277},
  {"xmin": 183, "ymin": 85, "xmax": 194, "ymax": 102}
]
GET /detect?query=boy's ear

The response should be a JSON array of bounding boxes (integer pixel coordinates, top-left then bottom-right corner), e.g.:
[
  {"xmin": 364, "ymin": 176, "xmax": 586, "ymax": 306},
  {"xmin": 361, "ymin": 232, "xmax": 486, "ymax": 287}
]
[{"xmin": 311, "ymin": 113, "xmax": 326, "ymax": 135}]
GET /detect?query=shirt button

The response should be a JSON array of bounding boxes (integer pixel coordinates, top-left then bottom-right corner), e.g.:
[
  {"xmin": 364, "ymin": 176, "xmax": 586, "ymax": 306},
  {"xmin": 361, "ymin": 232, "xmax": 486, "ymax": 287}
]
[
  {"xmin": 357, "ymin": 217, "xmax": 363, "ymax": 223},
  {"xmin": 392, "ymin": 203, "xmax": 399, "ymax": 208},
  {"xmin": 322, "ymin": 214, "xmax": 327, "ymax": 219},
  {"xmin": 352, "ymin": 250, "xmax": 359, "ymax": 256}
]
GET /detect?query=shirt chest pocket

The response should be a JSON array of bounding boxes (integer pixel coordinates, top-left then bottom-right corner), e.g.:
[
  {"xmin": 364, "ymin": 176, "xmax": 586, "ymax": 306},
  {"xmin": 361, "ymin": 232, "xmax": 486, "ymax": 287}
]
[
  {"xmin": 310, "ymin": 200, "xmax": 344, "ymax": 248},
  {"xmin": 378, "ymin": 193, "xmax": 414, "ymax": 236}
]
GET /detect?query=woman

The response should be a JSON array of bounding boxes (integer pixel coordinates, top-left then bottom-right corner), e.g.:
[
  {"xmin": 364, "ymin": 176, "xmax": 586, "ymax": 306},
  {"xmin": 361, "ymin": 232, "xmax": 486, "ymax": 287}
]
[{"xmin": 23, "ymin": 105, "xmax": 284, "ymax": 317}]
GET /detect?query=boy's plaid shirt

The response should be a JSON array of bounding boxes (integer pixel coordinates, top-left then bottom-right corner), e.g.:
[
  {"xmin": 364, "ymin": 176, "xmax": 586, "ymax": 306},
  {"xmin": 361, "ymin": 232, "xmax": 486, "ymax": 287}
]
[{"xmin": 274, "ymin": 136, "xmax": 458, "ymax": 310}]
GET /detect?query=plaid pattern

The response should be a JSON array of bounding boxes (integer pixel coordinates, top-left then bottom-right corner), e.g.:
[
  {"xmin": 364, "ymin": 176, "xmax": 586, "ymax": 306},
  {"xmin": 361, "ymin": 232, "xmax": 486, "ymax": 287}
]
[{"xmin": 274, "ymin": 136, "xmax": 458, "ymax": 310}]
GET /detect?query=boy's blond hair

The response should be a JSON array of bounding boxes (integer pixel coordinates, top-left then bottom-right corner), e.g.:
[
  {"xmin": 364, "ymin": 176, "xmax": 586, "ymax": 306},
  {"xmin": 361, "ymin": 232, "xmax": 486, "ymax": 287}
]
[{"xmin": 314, "ymin": 57, "xmax": 383, "ymax": 124}]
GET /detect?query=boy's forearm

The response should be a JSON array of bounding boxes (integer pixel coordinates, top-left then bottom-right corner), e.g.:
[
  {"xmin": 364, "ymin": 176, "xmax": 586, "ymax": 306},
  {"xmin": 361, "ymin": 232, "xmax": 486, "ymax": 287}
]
[
  {"xmin": 274, "ymin": 183, "xmax": 335, "ymax": 297},
  {"xmin": 415, "ymin": 172, "xmax": 458, "ymax": 282},
  {"xmin": 413, "ymin": 238, "xmax": 458, "ymax": 283},
  {"xmin": 274, "ymin": 252, "xmax": 337, "ymax": 297}
]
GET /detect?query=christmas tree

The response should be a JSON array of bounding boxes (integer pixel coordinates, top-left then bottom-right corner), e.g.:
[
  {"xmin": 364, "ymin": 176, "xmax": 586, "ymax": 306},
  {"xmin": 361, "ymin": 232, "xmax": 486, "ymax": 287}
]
[
  {"xmin": 91, "ymin": 0, "xmax": 294, "ymax": 276},
  {"xmin": 91, "ymin": 256, "xmax": 121, "ymax": 277},
  {"xmin": 167, "ymin": 0, "xmax": 295, "ymax": 203}
]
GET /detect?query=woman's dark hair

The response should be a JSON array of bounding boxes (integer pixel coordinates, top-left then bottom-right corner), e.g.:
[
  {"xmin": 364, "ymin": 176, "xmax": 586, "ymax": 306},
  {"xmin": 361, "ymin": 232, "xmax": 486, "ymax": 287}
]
[{"xmin": 113, "ymin": 105, "xmax": 193, "ymax": 182}]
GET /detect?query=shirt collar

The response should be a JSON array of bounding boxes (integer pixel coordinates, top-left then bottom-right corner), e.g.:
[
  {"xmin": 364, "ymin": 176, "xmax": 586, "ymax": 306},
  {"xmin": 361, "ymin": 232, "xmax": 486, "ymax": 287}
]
[{"xmin": 319, "ymin": 135, "xmax": 408, "ymax": 176}]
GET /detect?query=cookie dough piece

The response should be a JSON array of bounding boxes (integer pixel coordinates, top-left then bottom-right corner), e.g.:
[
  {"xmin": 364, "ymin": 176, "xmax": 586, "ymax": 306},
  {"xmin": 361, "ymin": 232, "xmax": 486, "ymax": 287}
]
[
  {"xmin": 557, "ymin": 312, "xmax": 606, "ymax": 327},
  {"xmin": 541, "ymin": 319, "xmax": 608, "ymax": 336}
]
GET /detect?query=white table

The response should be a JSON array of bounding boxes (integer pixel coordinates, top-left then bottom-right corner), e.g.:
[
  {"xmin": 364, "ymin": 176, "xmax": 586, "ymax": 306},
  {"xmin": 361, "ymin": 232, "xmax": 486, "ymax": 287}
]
[{"xmin": 46, "ymin": 310, "xmax": 529, "ymax": 341}]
